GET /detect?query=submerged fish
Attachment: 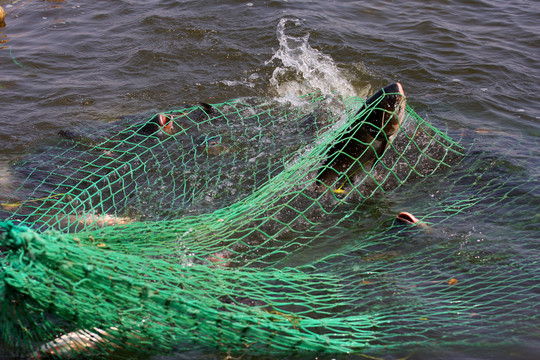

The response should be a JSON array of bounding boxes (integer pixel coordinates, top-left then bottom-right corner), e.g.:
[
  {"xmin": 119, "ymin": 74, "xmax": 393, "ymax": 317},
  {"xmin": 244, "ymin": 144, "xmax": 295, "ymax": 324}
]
[{"xmin": 317, "ymin": 82, "xmax": 406, "ymax": 191}]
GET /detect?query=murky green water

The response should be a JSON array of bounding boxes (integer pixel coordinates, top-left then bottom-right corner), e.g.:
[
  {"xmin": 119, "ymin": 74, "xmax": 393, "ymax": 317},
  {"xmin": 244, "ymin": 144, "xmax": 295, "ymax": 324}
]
[{"xmin": 0, "ymin": 0, "xmax": 539, "ymax": 359}]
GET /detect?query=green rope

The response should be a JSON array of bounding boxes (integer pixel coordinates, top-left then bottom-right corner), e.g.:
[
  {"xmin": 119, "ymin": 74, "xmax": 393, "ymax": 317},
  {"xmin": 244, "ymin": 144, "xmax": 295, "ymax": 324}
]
[{"xmin": 2, "ymin": 88, "xmax": 536, "ymax": 359}]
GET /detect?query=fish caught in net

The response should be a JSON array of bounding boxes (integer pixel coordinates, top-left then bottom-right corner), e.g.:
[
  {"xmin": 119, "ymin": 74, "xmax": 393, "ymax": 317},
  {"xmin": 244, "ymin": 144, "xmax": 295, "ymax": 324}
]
[{"xmin": 2, "ymin": 83, "xmax": 537, "ymax": 359}]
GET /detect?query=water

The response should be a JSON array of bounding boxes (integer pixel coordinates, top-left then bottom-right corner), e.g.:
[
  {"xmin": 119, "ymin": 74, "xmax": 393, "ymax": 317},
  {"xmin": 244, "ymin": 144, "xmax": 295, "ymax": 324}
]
[{"xmin": 0, "ymin": 0, "xmax": 539, "ymax": 359}]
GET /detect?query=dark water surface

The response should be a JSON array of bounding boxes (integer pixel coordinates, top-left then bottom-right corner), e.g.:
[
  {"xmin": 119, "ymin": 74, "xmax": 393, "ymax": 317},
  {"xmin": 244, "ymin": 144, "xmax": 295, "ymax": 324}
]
[{"xmin": 0, "ymin": 0, "xmax": 539, "ymax": 359}]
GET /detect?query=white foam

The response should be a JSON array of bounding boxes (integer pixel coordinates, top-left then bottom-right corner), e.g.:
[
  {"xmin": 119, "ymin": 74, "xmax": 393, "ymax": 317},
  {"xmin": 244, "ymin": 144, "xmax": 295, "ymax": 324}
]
[
  {"xmin": 220, "ymin": 79, "xmax": 256, "ymax": 88},
  {"xmin": 0, "ymin": 162, "xmax": 13, "ymax": 191},
  {"xmin": 267, "ymin": 18, "xmax": 357, "ymax": 99}
]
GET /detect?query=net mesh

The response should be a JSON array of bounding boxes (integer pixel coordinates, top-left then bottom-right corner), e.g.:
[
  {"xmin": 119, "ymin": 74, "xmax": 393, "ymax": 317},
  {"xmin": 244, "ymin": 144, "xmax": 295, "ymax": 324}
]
[{"xmin": 1, "ymin": 86, "xmax": 538, "ymax": 359}]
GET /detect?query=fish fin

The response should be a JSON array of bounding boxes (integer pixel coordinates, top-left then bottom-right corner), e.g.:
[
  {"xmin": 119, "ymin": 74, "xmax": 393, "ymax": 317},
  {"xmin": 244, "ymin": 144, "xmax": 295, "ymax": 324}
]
[
  {"xmin": 375, "ymin": 139, "xmax": 388, "ymax": 161},
  {"xmin": 199, "ymin": 102, "xmax": 215, "ymax": 116},
  {"xmin": 58, "ymin": 130, "xmax": 80, "ymax": 140}
]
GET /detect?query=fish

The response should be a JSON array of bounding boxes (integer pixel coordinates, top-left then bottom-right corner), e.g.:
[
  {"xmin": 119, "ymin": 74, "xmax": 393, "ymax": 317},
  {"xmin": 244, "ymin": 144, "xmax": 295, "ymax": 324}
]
[
  {"xmin": 137, "ymin": 102, "xmax": 215, "ymax": 137},
  {"xmin": 317, "ymin": 82, "xmax": 406, "ymax": 191}
]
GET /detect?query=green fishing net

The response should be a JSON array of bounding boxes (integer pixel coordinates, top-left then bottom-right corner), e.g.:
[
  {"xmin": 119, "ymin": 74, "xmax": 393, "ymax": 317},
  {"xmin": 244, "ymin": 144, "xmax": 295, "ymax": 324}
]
[{"xmin": 1, "ymin": 87, "xmax": 538, "ymax": 359}]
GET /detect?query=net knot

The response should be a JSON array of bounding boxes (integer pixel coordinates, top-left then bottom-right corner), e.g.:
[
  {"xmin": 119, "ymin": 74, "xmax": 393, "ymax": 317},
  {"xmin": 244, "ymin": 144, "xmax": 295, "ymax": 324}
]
[{"xmin": 0, "ymin": 221, "xmax": 39, "ymax": 250}]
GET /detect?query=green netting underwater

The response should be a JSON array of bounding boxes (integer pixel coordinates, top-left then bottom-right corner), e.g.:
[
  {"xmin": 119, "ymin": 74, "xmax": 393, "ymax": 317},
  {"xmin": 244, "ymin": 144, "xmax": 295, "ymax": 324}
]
[{"xmin": 1, "ymin": 84, "xmax": 539, "ymax": 359}]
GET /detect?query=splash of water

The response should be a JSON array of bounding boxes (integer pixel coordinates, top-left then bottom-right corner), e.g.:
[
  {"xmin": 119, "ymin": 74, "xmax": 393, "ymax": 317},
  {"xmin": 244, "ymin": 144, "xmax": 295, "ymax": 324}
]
[{"xmin": 267, "ymin": 18, "xmax": 357, "ymax": 99}]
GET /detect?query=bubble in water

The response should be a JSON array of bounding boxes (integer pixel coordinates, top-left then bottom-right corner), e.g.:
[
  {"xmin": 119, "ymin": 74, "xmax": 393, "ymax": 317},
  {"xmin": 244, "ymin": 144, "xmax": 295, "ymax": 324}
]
[{"xmin": 267, "ymin": 18, "xmax": 356, "ymax": 98}]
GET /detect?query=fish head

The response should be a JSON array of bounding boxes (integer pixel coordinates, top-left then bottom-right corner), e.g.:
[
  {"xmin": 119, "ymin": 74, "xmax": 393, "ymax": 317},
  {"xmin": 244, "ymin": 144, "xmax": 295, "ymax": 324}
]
[
  {"xmin": 363, "ymin": 82, "xmax": 406, "ymax": 142},
  {"xmin": 138, "ymin": 113, "xmax": 181, "ymax": 137},
  {"xmin": 156, "ymin": 113, "xmax": 178, "ymax": 135}
]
